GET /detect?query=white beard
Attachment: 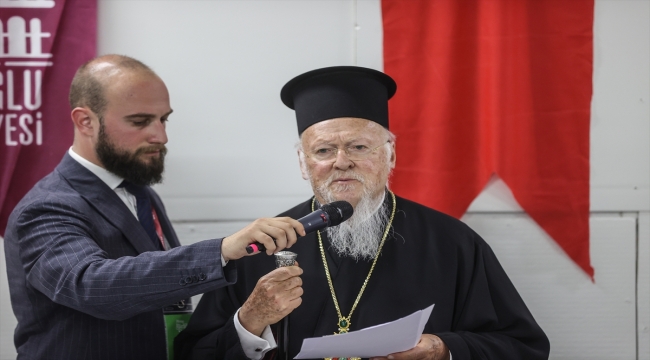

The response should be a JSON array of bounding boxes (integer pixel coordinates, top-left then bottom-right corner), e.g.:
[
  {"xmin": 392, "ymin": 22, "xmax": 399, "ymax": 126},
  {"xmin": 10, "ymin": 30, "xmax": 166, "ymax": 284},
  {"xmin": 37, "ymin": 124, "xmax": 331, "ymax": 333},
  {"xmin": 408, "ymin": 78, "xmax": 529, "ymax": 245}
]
[{"xmin": 316, "ymin": 177, "xmax": 390, "ymax": 261}]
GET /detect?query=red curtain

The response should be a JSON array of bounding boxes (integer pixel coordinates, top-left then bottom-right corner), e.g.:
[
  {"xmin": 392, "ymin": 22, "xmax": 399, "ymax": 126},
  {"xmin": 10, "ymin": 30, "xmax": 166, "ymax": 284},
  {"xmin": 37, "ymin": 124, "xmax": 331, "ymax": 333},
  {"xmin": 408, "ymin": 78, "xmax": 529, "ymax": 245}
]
[
  {"xmin": 0, "ymin": 0, "xmax": 96, "ymax": 235},
  {"xmin": 383, "ymin": 0, "xmax": 594, "ymax": 277}
]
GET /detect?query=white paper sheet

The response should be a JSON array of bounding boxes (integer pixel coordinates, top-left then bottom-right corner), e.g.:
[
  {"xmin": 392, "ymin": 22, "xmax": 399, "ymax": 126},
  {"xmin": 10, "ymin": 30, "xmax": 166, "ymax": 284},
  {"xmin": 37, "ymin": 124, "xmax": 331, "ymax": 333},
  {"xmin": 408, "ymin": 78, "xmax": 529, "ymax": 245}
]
[{"xmin": 294, "ymin": 304, "xmax": 434, "ymax": 359}]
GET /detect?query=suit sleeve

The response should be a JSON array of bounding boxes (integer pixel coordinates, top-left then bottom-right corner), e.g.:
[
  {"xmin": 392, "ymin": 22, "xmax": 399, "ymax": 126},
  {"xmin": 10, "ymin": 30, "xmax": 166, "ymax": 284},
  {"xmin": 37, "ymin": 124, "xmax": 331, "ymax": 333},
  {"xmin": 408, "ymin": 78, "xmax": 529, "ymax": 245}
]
[
  {"xmin": 434, "ymin": 235, "xmax": 550, "ymax": 360},
  {"xmin": 15, "ymin": 199, "xmax": 237, "ymax": 320}
]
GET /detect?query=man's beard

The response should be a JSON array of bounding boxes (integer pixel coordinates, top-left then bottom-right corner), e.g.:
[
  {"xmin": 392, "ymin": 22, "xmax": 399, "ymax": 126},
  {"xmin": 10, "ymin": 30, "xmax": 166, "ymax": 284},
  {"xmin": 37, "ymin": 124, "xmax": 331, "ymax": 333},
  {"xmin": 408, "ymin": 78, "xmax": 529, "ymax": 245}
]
[
  {"xmin": 96, "ymin": 121, "xmax": 167, "ymax": 186},
  {"xmin": 315, "ymin": 171, "xmax": 390, "ymax": 261}
]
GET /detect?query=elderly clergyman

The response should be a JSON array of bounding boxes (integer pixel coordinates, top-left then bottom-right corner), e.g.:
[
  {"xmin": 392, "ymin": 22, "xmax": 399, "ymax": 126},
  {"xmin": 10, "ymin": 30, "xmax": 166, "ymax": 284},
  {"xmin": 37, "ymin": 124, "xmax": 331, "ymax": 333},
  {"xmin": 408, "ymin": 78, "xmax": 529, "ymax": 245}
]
[{"xmin": 175, "ymin": 67, "xmax": 550, "ymax": 360}]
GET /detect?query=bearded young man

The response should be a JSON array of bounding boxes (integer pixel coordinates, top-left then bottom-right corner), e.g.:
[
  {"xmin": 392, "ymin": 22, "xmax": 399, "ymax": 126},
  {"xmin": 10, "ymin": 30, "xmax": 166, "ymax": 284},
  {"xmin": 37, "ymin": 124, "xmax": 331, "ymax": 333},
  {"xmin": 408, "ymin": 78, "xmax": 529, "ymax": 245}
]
[
  {"xmin": 3, "ymin": 55, "xmax": 305, "ymax": 360},
  {"xmin": 175, "ymin": 67, "xmax": 550, "ymax": 360}
]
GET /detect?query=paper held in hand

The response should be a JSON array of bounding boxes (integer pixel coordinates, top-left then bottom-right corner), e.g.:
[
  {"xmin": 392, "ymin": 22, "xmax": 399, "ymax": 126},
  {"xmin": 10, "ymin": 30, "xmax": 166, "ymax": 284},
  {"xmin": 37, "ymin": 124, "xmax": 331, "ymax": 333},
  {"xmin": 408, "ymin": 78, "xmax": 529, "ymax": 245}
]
[{"xmin": 294, "ymin": 304, "xmax": 434, "ymax": 359}]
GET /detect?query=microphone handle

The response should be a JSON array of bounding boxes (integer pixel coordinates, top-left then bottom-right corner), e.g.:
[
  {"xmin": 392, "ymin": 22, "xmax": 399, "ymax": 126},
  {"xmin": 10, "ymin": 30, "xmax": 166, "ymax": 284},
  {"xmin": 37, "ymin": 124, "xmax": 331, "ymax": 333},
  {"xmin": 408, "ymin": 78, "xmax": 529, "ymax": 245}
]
[
  {"xmin": 277, "ymin": 316, "xmax": 289, "ymax": 360},
  {"xmin": 245, "ymin": 210, "xmax": 330, "ymax": 254},
  {"xmin": 275, "ymin": 251, "xmax": 295, "ymax": 360}
]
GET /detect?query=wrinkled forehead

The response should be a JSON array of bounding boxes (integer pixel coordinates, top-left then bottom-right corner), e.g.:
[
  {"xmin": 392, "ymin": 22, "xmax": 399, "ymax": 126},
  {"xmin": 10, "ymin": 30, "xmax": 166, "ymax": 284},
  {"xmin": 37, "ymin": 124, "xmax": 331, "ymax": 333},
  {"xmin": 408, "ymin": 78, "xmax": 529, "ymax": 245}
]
[{"xmin": 300, "ymin": 117, "xmax": 388, "ymax": 145}]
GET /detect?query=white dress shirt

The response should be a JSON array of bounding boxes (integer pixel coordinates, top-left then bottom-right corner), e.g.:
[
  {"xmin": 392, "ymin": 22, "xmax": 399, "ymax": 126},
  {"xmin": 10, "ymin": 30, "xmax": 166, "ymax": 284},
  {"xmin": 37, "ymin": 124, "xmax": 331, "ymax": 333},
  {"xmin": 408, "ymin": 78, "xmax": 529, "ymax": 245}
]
[{"xmin": 234, "ymin": 308, "xmax": 277, "ymax": 359}]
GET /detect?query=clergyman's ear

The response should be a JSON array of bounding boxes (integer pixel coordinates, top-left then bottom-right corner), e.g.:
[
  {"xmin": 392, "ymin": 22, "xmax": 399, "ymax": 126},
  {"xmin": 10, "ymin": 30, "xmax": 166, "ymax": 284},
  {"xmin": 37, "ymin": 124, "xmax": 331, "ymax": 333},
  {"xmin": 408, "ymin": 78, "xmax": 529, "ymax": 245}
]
[
  {"xmin": 389, "ymin": 141, "xmax": 396, "ymax": 169},
  {"xmin": 298, "ymin": 150, "xmax": 310, "ymax": 180}
]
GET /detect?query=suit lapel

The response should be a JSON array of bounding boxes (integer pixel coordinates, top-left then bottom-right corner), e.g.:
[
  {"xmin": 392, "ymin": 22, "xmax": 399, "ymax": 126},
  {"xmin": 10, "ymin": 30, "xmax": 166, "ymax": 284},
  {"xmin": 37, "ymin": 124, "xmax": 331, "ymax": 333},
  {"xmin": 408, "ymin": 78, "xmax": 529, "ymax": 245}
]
[{"xmin": 57, "ymin": 154, "xmax": 159, "ymax": 254}]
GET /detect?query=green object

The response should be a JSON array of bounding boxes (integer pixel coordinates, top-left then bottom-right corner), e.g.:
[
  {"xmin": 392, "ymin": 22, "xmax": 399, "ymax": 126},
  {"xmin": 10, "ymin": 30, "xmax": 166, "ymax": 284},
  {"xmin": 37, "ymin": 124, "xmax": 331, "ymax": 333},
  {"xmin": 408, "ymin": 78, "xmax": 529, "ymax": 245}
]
[{"xmin": 165, "ymin": 313, "xmax": 192, "ymax": 360}]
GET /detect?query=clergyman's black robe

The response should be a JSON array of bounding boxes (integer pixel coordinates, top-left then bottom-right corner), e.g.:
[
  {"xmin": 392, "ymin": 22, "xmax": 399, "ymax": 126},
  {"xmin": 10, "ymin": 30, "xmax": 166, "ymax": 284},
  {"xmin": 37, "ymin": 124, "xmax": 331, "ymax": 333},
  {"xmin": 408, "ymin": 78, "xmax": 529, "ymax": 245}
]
[{"xmin": 175, "ymin": 194, "xmax": 550, "ymax": 360}]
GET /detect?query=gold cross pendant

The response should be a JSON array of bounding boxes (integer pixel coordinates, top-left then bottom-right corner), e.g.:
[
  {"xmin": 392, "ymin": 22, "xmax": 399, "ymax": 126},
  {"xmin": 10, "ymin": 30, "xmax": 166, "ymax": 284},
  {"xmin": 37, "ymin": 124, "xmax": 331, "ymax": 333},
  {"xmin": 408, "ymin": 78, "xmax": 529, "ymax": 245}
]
[{"xmin": 337, "ymin": 317, "xmax": 351, "ymax": 334}]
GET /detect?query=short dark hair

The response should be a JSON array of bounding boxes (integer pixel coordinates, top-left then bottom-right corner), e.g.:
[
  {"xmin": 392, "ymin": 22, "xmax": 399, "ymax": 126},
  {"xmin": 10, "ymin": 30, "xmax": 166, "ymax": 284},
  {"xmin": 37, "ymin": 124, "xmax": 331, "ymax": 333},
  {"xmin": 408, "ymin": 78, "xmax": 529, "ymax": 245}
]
[{"xmin": 68, "ymin": 55, "xmax": 154, "ymax": 116}]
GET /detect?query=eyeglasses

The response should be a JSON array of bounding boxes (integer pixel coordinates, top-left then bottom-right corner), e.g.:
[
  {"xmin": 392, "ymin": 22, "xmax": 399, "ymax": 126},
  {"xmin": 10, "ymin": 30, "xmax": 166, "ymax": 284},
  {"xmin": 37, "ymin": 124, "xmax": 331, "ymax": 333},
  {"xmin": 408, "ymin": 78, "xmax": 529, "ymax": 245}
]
[{"xmin": 305, "ymin": 141, "xmax": 390, "ymax": 162}]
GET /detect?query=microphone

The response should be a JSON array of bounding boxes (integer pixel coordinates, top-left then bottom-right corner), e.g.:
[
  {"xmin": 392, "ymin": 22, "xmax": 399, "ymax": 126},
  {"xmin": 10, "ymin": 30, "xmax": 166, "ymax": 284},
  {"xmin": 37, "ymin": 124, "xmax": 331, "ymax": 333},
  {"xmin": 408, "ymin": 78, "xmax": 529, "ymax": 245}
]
[
  {"xmin": 245, "ymin": 200, "xmax": 354, "ymax": 254},
  {"xmin": 274, "ymin": 251, "xmax": 297, "ymax": 360}
]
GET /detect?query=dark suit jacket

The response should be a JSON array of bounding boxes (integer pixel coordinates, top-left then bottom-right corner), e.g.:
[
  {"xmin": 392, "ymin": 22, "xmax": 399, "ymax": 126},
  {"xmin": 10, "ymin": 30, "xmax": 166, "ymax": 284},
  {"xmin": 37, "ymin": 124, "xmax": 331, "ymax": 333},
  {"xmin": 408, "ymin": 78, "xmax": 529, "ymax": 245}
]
[{"xmin": 3, "ymin": 153, "xmax": 237, "ymax": 359}]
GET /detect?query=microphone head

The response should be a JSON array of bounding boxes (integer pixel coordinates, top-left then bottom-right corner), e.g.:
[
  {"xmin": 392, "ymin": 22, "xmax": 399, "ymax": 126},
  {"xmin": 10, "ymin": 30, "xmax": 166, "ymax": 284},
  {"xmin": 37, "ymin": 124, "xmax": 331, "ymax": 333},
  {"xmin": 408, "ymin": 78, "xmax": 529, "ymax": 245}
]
[{"xmin": 320, "ymin": 201, "xmax": 354, "ymax": 226}]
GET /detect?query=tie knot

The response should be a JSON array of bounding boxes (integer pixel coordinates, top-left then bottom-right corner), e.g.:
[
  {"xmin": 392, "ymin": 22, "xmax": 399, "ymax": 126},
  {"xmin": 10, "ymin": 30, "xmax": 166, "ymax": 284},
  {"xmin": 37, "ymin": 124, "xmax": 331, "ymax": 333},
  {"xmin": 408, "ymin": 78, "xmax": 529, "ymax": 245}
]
[{"xmin": 119, "ymin": 181, "xmax": 147, "ymax": 198}]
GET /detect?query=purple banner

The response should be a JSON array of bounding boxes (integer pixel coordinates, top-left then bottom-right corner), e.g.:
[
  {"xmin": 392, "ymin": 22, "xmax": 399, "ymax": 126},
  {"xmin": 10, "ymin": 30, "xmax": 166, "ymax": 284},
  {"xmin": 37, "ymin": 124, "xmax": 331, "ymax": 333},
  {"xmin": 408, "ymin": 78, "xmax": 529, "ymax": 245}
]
[{"xmin": 0, "ymin": 0, "xmax": 97, "ymax": 235}]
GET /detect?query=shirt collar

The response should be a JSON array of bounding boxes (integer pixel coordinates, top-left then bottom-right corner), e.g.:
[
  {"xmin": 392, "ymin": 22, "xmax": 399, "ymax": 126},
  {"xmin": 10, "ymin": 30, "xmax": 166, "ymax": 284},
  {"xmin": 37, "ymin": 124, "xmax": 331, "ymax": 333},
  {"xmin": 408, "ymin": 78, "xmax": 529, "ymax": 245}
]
[{"xmin": 68, "ymin": 147, "xmax": 124, "ymax": 190}]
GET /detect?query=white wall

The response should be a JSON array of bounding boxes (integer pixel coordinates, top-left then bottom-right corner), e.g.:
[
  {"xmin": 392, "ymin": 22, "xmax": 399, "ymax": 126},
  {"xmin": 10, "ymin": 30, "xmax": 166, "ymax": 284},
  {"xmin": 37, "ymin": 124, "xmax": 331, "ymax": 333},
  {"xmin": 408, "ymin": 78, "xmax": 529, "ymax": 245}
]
[{"xmin": 1, "ymin": 1, "xmax": 648, "ymax": 359}]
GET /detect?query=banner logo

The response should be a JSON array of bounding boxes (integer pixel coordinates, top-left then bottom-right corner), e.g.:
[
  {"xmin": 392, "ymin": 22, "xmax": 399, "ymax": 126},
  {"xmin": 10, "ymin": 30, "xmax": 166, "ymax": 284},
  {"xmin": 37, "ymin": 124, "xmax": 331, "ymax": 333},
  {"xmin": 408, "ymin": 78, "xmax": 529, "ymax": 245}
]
[{"xmin": 0, "ymin": 0, "xmax": 54, "ymax": 146}]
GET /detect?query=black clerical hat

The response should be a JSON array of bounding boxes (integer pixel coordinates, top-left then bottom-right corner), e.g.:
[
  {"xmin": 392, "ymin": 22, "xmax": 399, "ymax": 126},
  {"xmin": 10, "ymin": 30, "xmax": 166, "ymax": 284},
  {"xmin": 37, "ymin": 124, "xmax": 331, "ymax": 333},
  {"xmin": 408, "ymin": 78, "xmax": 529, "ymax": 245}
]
[{"xmin": 280, "ymin": 66, "xmax": 397, "ymax": 135}]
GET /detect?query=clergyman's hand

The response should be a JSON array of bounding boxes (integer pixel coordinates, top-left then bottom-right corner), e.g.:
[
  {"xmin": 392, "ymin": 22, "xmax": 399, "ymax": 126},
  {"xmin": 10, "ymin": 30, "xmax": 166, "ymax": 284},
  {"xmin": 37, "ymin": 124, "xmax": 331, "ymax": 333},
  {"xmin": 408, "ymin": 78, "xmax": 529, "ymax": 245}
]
[
  {"xmin": 370, "ymin": 334, "xmax": 450, "ymax": 360},
  {"xmin": 221, "ymin": 217, "xmax": 305, "ymax": 261},
  {"xmin": 238, "ymin": 265, "xmax": 303, "ymax": 336}
]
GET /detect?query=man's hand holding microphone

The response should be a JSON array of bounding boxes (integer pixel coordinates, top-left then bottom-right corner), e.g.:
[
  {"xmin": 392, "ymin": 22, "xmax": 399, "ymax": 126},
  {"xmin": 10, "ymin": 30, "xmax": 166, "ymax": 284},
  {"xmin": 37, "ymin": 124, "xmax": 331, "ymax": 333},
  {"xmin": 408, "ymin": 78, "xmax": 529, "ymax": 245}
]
[
  {"xmin": 220, "ymin": 201, "xmax": 354, "ymax": 338},
  {"xmin": 221, "ymin": 217, "xmax": 306, "ymax": 262},
  {"xmin": 220, "ymin": 200, "xmax": 354, "ymax": 262}
]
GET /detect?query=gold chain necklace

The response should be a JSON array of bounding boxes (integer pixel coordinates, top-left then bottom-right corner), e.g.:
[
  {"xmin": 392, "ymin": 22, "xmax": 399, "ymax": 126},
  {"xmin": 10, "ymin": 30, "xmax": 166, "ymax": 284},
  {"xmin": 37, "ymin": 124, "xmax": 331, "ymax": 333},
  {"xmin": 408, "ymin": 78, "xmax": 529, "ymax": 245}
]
[{"xmin": 315, "ymin": 190, "xmax": 396, "ymax": 339}]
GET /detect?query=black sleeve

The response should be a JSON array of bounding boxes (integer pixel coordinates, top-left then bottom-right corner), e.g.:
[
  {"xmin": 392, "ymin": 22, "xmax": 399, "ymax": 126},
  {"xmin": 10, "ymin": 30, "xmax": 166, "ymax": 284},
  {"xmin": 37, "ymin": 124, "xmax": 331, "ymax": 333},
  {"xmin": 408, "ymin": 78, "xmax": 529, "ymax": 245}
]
[
  {"xmin": 174, "ymin": 201, "xmax": 310, "ymax": 360},
  {"xmin": 435, "ymin": 236, "xmax": 550, "ymax": 360},
  {"xmin": 174, "ymin": 288, "xmax": 249, "ymax": 360}
]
